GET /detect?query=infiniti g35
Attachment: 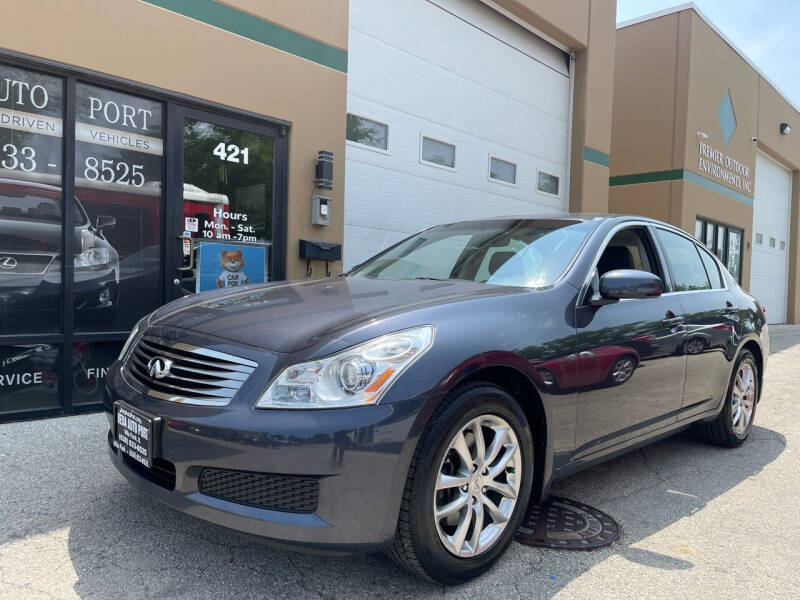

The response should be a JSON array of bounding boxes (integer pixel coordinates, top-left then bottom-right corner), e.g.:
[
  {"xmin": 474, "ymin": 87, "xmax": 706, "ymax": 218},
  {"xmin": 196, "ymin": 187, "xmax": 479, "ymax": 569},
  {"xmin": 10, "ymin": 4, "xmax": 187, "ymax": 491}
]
[{"xmin": 105, "ymin": 215, "xmax": 767, "ymax": 583}]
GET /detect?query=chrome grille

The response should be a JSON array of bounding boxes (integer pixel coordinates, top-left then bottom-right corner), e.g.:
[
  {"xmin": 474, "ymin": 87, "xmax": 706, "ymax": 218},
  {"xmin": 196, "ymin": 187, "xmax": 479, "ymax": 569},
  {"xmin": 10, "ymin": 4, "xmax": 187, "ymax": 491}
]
[
  {"xmin": 124, "ymin": 335, "xmax": 258, "ymax": 406},
  {"xmin": 0, "ymin": 252, "xmax": 56, "ymax": 274}
]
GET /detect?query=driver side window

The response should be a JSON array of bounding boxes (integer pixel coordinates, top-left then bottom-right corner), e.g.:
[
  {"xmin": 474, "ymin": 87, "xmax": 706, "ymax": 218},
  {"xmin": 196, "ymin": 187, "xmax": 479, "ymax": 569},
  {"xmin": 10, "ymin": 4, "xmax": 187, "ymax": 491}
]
[{"xmin": 596, "ymin": 227, "xmax": 663, "ymax": 278}]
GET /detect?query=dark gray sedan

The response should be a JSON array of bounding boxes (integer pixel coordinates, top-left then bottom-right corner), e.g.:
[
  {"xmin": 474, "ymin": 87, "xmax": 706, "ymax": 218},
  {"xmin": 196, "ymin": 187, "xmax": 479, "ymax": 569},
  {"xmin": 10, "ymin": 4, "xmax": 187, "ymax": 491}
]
[{"xmin": 105, "ymin": 215, "xmax": 768, "ymax": 583}]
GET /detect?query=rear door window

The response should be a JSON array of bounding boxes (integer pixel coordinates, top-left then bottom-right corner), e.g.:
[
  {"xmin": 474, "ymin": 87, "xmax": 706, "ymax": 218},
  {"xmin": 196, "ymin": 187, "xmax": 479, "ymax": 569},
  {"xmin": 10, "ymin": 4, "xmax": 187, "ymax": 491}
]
[
  {"xmin": 697, "ymin": 244, "xmax": 724, "ymax": 289},
  {"xmin": 655, "ymin": 228, "xmax": 711, "ymax": 292}
]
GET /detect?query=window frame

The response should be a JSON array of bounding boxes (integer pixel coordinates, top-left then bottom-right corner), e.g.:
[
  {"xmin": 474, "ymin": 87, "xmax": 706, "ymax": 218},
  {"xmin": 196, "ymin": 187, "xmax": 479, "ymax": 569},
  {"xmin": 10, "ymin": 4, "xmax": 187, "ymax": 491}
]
[
  {"xmin": 695, "ymin": 242, "xmax": 725, "ymax": 289},
  {"xmin": 345, "ymin": 112, "xmax": 390, "ymax": 154},
  {"xmin": 579, "ymin": 222, "xmax": 671, "ymax": 306},
  {"xmin": 487, "ymin": 154, "xmax": 517, "ymax": 186},
  {"xmin": 694, "ymin": 216, "xmax": 743, "ymax": 284},
  {"xmin": 654, "ymin": 225, "xmax": 733, "ymax": 293},
  {"xmin": 536, "ymin": 169, "xmax": 560, "ymax": 198},
  {"xmin": 419, "ymin": 134, "xmax": 457, "ymax": 171}
]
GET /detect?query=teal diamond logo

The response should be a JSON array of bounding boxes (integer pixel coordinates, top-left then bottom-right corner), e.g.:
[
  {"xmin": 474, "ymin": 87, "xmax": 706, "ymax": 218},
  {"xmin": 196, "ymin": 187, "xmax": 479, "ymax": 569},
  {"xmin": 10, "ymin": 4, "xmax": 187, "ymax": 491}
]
[{"xmin": 717, "ymin": 89, "xmax": 737, "ymax": 148}]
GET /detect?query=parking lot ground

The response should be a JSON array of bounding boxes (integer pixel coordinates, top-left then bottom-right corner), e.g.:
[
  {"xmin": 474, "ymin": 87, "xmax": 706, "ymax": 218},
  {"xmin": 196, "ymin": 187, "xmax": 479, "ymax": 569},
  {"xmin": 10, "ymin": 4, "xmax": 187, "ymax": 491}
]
[{"xmin": 1, "ymin": 326, "xmax": 799, "ymax": 600}]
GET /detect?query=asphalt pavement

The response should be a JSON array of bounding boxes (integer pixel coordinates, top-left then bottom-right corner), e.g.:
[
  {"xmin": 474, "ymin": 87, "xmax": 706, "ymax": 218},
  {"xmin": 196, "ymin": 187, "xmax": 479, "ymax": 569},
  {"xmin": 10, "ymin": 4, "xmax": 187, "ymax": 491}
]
[{"xmin": 1, "ymin": 326, "xmax": 798, "ymax": 600}]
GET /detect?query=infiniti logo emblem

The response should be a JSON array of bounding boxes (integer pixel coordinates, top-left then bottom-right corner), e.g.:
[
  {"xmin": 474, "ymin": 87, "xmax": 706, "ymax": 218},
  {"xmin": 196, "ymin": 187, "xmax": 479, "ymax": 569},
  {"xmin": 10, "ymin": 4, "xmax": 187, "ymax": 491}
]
[
  {"xmin": 0, "ymin": 256, "xmax": 18, "ymax": 269},
  {"xmin": 147, "ymin": 356, "xmax": 173, "ymax": 380}
]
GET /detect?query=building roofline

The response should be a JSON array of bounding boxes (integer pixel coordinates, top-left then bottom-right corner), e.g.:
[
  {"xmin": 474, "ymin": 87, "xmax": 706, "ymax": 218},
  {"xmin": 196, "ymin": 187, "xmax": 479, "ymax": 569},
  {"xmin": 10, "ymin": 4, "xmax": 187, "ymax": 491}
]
[{"xmin": 617, "ymin": 2, "xmax": 800, "ymax": 115}]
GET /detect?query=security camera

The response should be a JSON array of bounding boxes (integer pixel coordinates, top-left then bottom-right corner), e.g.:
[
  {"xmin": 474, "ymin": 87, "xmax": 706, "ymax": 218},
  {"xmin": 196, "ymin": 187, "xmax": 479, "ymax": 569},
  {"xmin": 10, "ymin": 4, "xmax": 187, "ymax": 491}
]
[{"xmin": 751, "ymin": 136, "xmax": 758, "ymax": 142}]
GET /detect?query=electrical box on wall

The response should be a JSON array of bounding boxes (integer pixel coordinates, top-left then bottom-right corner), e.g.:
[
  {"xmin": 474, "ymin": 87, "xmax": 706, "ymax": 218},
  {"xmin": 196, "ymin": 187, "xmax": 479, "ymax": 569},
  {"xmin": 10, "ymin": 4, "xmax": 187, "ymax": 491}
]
[{"xmin": 312, "ymin": 195, "xmax": 331, "ymax": 226}]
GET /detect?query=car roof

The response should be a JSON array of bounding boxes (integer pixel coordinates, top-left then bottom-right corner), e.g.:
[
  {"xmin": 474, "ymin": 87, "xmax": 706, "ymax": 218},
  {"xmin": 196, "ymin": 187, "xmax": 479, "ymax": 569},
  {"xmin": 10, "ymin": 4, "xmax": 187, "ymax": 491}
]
[
  {"xmin": 442, "ymin": 213, "xmax": 672, "ymax": 228},
  {"xmin": 0, "ymin": 178, "xmax": 61, "ymax": 193}
]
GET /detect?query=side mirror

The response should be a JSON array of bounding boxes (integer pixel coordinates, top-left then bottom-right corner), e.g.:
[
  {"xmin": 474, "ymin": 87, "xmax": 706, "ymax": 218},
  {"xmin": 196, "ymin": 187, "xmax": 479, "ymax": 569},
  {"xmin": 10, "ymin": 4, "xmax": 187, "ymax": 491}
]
[
  {"xmin": 96, "ymin": 215, "xmax": 116, "ymax": 232},
  {"xmin": 591, "ymin": 269, "xmax": 663, "ymax": 305}
]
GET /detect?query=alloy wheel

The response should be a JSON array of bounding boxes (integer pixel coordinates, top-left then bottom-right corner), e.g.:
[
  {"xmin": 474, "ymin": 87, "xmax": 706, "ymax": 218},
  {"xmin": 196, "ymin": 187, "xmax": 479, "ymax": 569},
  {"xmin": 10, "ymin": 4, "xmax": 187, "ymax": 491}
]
[
  {"xmin": 731, "ymin": 362, "xmax": 756, "ymax": 437},
  {"xmin": 433, "ymin": 415, "xmax": 522, "ymax": 558},
  {"xmin": 611, "ymin": 358, "xmax": 635, "ymax": 383}
]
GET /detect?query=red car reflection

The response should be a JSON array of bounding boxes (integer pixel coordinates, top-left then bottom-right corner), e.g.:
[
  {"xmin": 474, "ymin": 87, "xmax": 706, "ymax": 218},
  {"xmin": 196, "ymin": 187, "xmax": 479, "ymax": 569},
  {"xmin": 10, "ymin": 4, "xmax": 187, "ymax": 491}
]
[{"xmin": 533, "ymin": 345, "xmax": 640, "ymax": 390}]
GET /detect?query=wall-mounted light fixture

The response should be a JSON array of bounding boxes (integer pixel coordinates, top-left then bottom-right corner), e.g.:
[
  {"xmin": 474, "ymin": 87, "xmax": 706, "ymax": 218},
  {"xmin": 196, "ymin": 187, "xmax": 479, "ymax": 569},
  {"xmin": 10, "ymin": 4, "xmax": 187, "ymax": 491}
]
[
  {"xmin": 315, "ymin": 150, "xmax": 334, "ymax": 190},
  {"xmin": 780, "ymin": 122, "xmax": 791, "ymax": 135}
]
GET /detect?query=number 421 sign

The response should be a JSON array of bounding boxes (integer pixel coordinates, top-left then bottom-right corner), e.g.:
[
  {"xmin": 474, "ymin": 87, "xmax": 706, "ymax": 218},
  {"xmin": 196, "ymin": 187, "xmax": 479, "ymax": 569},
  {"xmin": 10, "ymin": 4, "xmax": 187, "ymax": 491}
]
[{"xmin": 213, "ymin": 142, "xmax": 249, "ymax": 165}]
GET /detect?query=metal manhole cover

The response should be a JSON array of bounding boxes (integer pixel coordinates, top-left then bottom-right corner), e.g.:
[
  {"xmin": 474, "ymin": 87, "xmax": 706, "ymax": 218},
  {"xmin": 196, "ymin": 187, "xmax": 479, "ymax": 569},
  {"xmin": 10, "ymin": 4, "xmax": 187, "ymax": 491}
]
[{"xmin": 516, "ymin": 496, "xmax": 621, "ymax": 550}]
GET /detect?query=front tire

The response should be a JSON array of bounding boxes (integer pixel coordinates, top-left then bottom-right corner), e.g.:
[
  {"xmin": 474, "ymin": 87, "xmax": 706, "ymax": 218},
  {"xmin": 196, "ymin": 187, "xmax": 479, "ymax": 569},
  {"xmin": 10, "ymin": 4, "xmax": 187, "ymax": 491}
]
[
  {"xmin": 700, "ymin": 350, "xmax": 758, "ymax": 447},
  {"xmin": 389, "ymin": 382, "xmax": 534, "ymax": 584}
]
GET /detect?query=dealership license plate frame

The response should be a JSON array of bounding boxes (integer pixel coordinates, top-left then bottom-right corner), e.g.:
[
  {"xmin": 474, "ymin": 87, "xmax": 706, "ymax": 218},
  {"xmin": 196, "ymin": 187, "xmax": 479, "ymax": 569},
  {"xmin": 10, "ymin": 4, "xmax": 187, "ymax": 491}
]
[{"xmin": 113, "ymin": 401, "xmax": 159, "ymax": 469}]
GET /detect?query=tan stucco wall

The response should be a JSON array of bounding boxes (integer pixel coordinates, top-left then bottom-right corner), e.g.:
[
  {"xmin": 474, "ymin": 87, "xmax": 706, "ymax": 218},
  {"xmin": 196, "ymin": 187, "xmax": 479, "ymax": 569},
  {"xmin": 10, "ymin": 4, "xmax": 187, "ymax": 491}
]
[
  {"xmin": 610, "ymin": 13, "xmax": 682, "ymax": 177},
  {"xmin": 0, "ymin": 0, "xmax": 348, "ymax": 280},
  {"xmin": 611, "ymin": 7, "xmax": 800, "ymax": 321},
  {"xmin": 756, "ymin": 80, "xmax": 800, "ymax": 170},
  {"xmin": 491, "ymin": 0, "xmax": 590, "ymax": 48},
  {"xmin": 569, "ymin": 0, "xmax": 616, "ymax": 213},
  {"xmin": 609, "ymin": 181, "xmax": 673, "ymax": 222},
  {"xmin": 222, "ymin": 0, "xmax": 349, "ymax": 51},
  {"xmin": 682, "ymin": 13, "xmax": 758, "ymax": 203}
]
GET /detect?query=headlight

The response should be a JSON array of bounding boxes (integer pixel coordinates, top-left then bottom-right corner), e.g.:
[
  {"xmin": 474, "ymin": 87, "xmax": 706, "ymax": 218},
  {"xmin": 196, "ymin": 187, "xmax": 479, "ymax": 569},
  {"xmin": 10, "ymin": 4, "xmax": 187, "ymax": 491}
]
[
  {"xmin": 255, "ymin": 326, "xmax": 434, "ymax": 409},
  {"xmin": 118, "ymin": 315, "xmax": 149, "ymax": 360},
  {"xmin": 74, "ymin": 246, "xmax": 110, "ymax": 268}
]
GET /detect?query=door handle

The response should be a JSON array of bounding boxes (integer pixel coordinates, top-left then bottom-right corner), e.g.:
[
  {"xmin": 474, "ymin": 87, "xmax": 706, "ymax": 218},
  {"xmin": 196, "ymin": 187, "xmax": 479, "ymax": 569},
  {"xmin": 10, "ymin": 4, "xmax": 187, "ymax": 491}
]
[
  {"xmin": 177, "ymin": 235, "xmax": 195, "ymax": 272},
  {"xmin": 724, "ymin": 301, "xmax": 738, "ymax": 316},
  {"xmin": 662, "ymin": 316, "xmax": 684, "ymax": 327}
]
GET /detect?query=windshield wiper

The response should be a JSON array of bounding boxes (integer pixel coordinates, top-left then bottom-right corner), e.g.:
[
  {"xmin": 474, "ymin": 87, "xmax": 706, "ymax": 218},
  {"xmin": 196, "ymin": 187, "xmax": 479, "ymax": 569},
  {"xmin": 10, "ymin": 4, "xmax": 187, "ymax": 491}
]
[{"xmin": 411, "ymin": 276, "xmax": 447, "ymax": 281}]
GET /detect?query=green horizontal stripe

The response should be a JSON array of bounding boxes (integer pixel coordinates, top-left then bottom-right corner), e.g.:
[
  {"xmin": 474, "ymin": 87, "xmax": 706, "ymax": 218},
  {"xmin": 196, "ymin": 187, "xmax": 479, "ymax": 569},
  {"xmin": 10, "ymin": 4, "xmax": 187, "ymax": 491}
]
[
  {"xmin": 610, "ymin": 168, "xmax": 753, "ymax": 206},
  {"xmin": 583, "ymin": 146, "xmax": 610, "ymax": 167},
  {"xmin": 142, "ymin": 0, "xmax": 348, "ymax": 72},
  {"xmin": 609, "ymin": 169, "xmax": 683, "ymax": 186}
]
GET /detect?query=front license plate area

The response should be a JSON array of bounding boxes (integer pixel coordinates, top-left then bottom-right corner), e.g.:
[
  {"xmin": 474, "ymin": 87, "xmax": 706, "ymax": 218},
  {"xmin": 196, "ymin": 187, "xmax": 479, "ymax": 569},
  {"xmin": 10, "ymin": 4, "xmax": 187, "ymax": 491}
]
[{"xmin": 113, "ymin": 402, "xmax": 156, "ymax": 469}]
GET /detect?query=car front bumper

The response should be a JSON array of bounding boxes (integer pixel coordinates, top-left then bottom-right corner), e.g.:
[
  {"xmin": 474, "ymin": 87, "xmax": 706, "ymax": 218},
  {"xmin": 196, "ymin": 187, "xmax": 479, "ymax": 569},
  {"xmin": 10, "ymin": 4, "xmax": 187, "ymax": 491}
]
[{"xmin": 104, "ymin": 361, "xmax": 421, "ymax": 553}]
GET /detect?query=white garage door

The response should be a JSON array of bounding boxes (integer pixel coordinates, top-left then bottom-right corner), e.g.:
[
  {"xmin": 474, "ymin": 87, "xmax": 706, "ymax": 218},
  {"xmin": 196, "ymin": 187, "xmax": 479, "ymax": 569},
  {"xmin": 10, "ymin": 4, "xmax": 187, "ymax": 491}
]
[
  {"xmin": 750, "ymin": 151, "xmax": 792, "ymax": 324},
  {"xmin": 344, "ymin": 0, "xmax": 571, "ymax": 268}
]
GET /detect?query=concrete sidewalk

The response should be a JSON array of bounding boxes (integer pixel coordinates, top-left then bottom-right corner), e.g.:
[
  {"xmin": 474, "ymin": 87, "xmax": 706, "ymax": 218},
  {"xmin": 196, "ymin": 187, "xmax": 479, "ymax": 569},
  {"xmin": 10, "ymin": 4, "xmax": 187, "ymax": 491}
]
[{"xmin": 1, "ymin": 326, "xmax": 798, "ymax": 599}]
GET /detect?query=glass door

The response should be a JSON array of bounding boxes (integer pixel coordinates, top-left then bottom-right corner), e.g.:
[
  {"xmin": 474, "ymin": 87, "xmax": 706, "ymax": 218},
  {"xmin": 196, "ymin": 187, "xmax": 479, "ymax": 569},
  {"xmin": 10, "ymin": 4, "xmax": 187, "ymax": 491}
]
[{"xmin": 169, "ymin": 107, "xmax": 285, "ymax": 300}]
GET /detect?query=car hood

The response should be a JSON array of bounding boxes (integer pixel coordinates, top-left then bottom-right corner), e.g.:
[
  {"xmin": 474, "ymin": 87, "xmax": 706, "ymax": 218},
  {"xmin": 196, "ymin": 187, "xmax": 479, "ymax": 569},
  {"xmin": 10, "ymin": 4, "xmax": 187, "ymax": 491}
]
[{"xmin": 150, "ymin": 277, "xmax": 523, "ymax": 353}]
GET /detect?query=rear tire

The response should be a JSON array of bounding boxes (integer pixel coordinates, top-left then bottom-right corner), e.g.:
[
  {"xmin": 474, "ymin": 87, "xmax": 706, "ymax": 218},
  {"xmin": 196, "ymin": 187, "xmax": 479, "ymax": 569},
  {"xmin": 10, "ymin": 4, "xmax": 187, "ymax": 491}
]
[
  {"xmin": 700, "ymin": 350, "xmax": 758, "ymax": 447},
  {"xmin": 389, "ymin": 382, "xmax": 534, "ymax": 584}
]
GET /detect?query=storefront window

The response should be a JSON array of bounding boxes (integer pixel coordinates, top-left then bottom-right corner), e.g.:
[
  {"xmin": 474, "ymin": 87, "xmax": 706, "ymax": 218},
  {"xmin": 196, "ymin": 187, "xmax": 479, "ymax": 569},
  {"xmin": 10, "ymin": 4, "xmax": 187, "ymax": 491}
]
[
  {"xmin": 0, "ymin": 65, "xmax": 64, "ymax": 334},
  {"xmin": 73, "ymin": 84, "xmax": 163, "ymax": 332},
  {"xmin": 0, "ymin": 57, "xmax": 285, "ymax": 421},
  {"xmin": 72, "ymin": 341, "xmax": 122, "ymax": 406},
  {"xmin": 0, "ymin": 344, "xmax": 60, "ymax": 414},
  {"xmin": 182, "ymin": 118, "xmax": 274, "ymax": 243},
  {"xmin": 695, "ymin": 217, "xmax": 742, "ymax": 283},
  {"xmin": 727, "ymin": 229, "xmax": 742, "ymax": 282}
]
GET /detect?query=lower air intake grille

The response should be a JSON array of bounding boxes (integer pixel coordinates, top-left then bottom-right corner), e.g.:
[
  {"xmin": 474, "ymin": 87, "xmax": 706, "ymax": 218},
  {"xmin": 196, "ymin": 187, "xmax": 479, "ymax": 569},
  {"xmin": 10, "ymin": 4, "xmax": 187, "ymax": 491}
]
[{"xmin": 199, "ymin": 468, "xmax": 320, "ymax": 513}]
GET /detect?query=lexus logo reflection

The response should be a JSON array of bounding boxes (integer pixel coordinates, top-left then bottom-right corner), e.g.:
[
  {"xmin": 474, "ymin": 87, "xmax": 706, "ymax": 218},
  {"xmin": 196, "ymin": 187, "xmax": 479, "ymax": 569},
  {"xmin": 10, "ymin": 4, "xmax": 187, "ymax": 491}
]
[
  {"xmin": 0, "ymin": 256, "xmax": 18, "ymax": 269},
  {"xmin": 147, "ymin": 356, "xmax": 173, "ymax": 380}
]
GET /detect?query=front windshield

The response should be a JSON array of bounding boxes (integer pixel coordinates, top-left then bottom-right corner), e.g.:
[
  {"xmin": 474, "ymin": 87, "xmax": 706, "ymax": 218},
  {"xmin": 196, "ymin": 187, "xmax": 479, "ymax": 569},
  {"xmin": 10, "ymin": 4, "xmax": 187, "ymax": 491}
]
[
  {"xmin": 0, "ymin": 189, "xmax": 87, "ymax": 224},
  {"xmin": 349, "ymin": 218, "xmax": 597, "ymax": 288}
]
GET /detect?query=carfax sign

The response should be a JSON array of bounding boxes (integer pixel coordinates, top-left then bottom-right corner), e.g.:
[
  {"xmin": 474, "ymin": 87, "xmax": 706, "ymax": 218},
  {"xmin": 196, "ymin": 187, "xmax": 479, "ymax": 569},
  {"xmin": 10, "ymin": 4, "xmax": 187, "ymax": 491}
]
[{"xmin": 195, "ymin": 243, "xmax": 268, "ymax": 293}]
